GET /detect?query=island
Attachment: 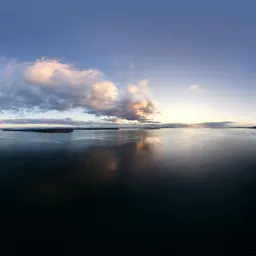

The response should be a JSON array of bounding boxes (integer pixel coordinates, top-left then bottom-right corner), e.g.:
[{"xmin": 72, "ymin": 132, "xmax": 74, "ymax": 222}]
[
  {"xmin": 1, "ymin": 127, "xmax": 120, "ymax": 133},
  {"xmin": 2, "ymin": 128, "xmax": 74, "ymax": 133}
]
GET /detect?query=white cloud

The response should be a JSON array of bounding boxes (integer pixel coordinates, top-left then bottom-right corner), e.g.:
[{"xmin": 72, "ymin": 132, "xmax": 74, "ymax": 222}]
[
  {"xmin": 128, "ymin": 84, "xmax": 140, "ymax": 94},
  {"xmin": 24, "ymin": 59, "xmax": 100, "ymax": 86},
  {"xmin": 189, "ymin": 84, "xmax": 199, "ymax": 90},
  {"xmin": 88, "ymin": 81, "xmax": 118, "ymax": 110},
  {"xmin": 139, "ymin": 79, "xmax": 149, "ymax": 93}
]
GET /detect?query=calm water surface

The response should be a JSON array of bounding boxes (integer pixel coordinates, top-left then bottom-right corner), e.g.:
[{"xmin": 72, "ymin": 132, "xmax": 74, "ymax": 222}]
[{"xmin": 1, "ymin": 128, "xmax": 256, "ymax": 251}]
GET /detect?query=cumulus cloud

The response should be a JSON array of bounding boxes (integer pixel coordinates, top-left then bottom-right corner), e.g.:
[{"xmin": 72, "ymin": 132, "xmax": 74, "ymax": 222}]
[
  {"xmin": 0, "ymin": 58, "xmax": 157, "ymax": 121},
  {"xmin": 139, "ymin": 79, "xmax": 149, "ymax": 93},
  {"xmin": 86, "ymin": 86, "xmax": 157, "ymax": 121},
  {"xmin": 189, "ymin": 84, "xmax": 199, "ymax": 90},
  {"xmin": 128, "ymin": 84, "xmax": 140, "ymax": 94},
  {"xmin": 24, "ymin": 59, "xmax": 100, "ymax": 86}
]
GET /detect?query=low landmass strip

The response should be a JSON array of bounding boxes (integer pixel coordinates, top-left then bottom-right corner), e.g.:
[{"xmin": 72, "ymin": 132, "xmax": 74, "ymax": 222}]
[{"xmin": 1, "ymin": 127, "xmax": 121, "ymax": 133}]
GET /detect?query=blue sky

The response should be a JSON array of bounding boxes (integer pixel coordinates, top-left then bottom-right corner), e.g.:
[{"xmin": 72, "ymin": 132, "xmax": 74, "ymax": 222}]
[{"xmin": 0, "ymin": 0, "xmax": 256, "ymax": 124}]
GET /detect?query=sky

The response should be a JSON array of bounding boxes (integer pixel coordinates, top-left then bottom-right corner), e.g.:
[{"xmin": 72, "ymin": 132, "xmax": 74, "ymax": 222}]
[{"xmin": 0, "ymin": 0, "xmax": 256, "ymax": 125}]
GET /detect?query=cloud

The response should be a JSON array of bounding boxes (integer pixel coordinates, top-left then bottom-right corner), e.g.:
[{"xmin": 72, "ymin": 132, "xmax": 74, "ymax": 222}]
[
  {"xmin": 103, "ymin": 117, "xmax": 139, "ymax": 124},
  {"xmin": 189, "ymin": 84, "xmax": 199, "ymax": 90},
  {"xmin": 24, "ymin": 59, "xmax": 100, "ymax": 86},
  {"xmin": 139, "ymin": 79, "xmax": 149, "ymax": 93},
  {"xmin": 0, "ymin": 58, "xmax": 158, "ymax": 121},
  {"xmin": 0, "ymin": 118, "xmax": 105, "ymax": 126},
  {"xmin": 0, "ymin": 118, "xmax": 239, "ymax": 129},
  {"xmin": 0, "ymin": 117, "xmax": 161, "ymax": 128},
  {"xmin": 87, "ymin": 88, "xmax": 157, "ymax": 121},
  {"xmin": 128, "ymin": 84, "xmax": 140, "ymax": 94},
  {"xmin": 192, "ymin": 121, "xmax": 236, "ymax": 128}
]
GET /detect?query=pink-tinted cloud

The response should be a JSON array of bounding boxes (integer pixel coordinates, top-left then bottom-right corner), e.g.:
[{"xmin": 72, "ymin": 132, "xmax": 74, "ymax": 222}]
[{"xmin": 0, "ymin": 58, "xmax": 158, "ymax": 121}]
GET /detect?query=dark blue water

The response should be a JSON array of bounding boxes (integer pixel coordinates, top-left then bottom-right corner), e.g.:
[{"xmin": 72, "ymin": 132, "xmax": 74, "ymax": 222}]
[{"xmin": 1, "ymin": 128, "xmax": 256, "ymax": 252}]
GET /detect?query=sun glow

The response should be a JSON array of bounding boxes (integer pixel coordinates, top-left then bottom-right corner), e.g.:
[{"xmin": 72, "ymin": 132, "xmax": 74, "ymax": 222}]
[{"xmin": 157, "ymin": 103, "xmax": 221, "ymax": 124}]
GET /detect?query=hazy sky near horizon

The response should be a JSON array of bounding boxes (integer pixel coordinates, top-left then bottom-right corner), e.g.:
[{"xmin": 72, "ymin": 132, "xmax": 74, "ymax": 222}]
[{"xmin": 0, "ymin": 0, "xmax": 256, "ymax": 124}]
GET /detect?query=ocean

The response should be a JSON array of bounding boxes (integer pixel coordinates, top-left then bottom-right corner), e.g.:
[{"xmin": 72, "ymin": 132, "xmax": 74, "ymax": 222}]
[{"xmin": 1, "ymin": 128, "xmax": 256, "ymax": 252}]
